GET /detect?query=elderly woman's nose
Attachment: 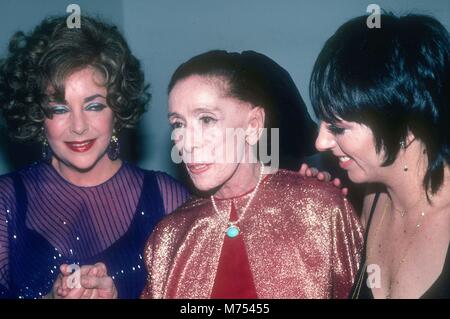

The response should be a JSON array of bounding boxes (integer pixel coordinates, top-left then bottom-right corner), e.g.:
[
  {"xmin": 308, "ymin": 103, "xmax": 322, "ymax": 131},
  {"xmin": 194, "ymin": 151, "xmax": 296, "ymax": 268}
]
[{"xmin": 182, "ymin": 126, "xmax": 203, "ymax": 153}]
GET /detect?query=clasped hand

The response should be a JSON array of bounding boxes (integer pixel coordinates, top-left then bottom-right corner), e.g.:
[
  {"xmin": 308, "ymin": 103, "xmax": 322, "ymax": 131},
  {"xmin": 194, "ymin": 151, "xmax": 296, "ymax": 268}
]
[{"xmin": 52, "ymin": 262, "xmax": 118, "ymax": 299}]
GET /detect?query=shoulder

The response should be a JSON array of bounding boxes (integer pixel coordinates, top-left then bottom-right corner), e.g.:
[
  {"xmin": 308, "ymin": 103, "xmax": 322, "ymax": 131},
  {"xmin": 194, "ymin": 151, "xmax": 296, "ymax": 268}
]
[
  {"xmin": 0, "ymin": 170, "xmax": 20, "ymax": 218},
  {"xmin": 269, "ymin": 169, "xmax": 345, "ymax": 205},
  {"xmin": 121, "ymin": 164, "xmax": 186, "ymax": 189},
  {"xmin": 153, "ymin": 170, "xmax": 190, "ymax": 199},
  {"xmin": 0, "ymin": 162, "xmax": 51, "ymax": 202},
  {"xmin": 175, "ymin": 195, "xmax": 209, "ymax": 213},
  {"xmin": 153, "ymin": 196, "xmax": 209, "ymax": 231},
  {"xmin": 0, "ymin": 172, "xmax": 15, "ymax": 200},
  {"xmin": 265, "ymin": 170, "xmax": 363, "ymax": 246},
  {"xmin": 16, "ymin": 161, "xmax": 55, "ymax": 183},
  {"xmin": 267, "ymin": 169, "xmax": 358, "ymax": 226},
  {"xmin": 131, "ymin": 164, "xmax": 186, "ymax": 189},
  {"xmin": 153, "ymin": 170, "xmax": 184, "ymax": 186},
  {"xmin": 154, "ymin": 171, "xmax": 190, "ymax": 199}
]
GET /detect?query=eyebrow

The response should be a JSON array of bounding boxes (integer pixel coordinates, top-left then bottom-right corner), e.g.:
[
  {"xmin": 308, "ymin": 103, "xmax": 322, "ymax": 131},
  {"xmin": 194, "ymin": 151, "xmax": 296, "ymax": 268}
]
[
  {"xmin": 168, "ymin": 107, "xmax": 221, "ymax": 118},
  {"xmin": 84, "ymin": 94, "xmax": 106, "ymax": 103},
  {"xmin": 168, "ymin": 112, "xmax": 181, "ymax": 118},
  {"xmin": 49, "ymin": 94, "xmax": 106, "ymax": 105},
  {"xmin": 193, "ymin": 107, "xmax": 221, "ymax": 114}
]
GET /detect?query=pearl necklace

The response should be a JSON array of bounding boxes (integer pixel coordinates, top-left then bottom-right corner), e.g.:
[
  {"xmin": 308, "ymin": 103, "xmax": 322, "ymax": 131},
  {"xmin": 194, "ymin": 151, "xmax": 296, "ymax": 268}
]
[{"xmin": 211, "ymin": 162, "xmax": 265, "ymax": 238}]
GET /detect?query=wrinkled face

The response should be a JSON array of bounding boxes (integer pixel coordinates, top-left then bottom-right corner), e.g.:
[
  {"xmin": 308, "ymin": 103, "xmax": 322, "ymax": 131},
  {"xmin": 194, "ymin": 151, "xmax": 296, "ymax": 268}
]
[
  {"xmin": 168, "ymin": 75, "xmax": 261, "ymax": 192},
  {"xmin": 315, "ymin": 119, "xmax": 385, "ymax": 183},
  {"xmin": 44, "ymin": 67, "xmax": 115, "ymax": 172}
]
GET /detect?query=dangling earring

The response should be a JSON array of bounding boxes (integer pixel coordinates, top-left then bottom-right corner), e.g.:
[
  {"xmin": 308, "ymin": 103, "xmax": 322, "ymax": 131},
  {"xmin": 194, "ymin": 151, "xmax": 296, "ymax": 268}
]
[
  {"xmin": 41, "ymin": 127, "xmax": 53, "ymax": 164},
  {"xmin": 42, "ymin": 138, "xmax": 53, "ymax": 164},
  {"xmin": 400, "ymin": 141, "xmax": 408, "ymax": 172},
  {"xmin": 107, "ymin": 130, "xmax": 120, "ymax": 161}
]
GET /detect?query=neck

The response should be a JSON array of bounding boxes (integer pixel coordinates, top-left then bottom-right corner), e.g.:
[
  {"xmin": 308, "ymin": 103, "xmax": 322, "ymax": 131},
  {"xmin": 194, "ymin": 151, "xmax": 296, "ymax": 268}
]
[
  {"xmin": 382, "ymin": 141, "xmax": 448, "ymax": 213},
  {"xmin": 51, "ymin": 155, "xmax": 122, "ymax": 187},
  {"xmin": 215, "ymin": 161, "xmax": 263, "ymax": 199}
]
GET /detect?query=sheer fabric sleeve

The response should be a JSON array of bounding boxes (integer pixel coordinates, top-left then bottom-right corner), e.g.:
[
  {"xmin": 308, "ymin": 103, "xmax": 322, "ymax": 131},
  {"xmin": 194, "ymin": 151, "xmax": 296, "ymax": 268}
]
[
  {"xmin": 155, "ymin": 172, "xmax": 190, "ymax": 215},
  {"xmin": 0, "ymin": 175, "xmax": 15, "ymax": 298}
]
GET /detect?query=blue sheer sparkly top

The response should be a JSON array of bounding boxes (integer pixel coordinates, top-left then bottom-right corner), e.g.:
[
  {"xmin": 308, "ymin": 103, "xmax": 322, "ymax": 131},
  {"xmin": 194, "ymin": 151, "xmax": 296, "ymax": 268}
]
[{"xmin": 0, "ymin": 161, "xmax": 189, "ymax": 299}]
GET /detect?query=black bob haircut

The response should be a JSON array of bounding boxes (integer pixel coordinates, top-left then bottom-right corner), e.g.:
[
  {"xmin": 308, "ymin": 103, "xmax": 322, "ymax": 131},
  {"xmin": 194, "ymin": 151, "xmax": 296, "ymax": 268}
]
[{"xmin": 310, "ymin": 13, "xmax": 450, "ymax": 194}]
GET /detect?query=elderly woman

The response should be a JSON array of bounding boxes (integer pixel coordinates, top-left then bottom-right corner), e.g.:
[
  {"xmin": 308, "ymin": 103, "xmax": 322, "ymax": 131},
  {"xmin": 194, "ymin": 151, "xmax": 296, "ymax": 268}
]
[
  {"xmin": 311, "ymin": 14, "xmax": 450, "ymax": 298},
  {"xmin": 0, "ymin": 15, "xmax": 189, "ymax": 299},
  {"xmin": 138, "ymin": 50, "xmax": 363, "ymax": 299}
]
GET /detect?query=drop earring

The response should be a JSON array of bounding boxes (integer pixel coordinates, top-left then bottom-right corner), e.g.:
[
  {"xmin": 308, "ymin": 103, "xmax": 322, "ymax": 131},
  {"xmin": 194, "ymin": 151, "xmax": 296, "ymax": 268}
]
[
  {"xmin": 107, "ymin": 130, "xmax": 120, "ymax": 161},
  {"xmin": 400, "ymin": 141, "xmax": 408, "ymax": 172},
  {"xmin": 42, "ymin": 138, "xmax": 53, "ymax": 164},
  {"xmin": 41, "ymin": 127, "xmax": 52, "ymax": 164}
]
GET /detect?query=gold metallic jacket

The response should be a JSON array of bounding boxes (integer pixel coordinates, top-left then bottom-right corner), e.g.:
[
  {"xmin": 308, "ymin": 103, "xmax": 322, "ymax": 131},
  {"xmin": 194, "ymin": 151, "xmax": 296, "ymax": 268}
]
[{"xmin": 141, "ymin": 170, "xmax": 363, "ymax": 299}]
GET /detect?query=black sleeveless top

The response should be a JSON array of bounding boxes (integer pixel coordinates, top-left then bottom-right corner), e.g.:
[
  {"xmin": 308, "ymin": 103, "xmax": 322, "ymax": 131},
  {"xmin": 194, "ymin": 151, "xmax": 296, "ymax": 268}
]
[{"xmin": 350, "ymin": 193, "xmax": 450, "ymax": 298}]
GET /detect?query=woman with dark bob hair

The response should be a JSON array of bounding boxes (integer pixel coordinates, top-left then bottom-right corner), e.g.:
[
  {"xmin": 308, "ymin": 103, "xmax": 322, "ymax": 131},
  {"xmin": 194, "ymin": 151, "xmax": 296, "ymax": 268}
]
[
  {"xmin": 0, "ymin": 15, "xmax": 189, "ymax": 298},
  {"xmin": 311, "ymin": 13, "xmax": 450, "ymax": 298}
]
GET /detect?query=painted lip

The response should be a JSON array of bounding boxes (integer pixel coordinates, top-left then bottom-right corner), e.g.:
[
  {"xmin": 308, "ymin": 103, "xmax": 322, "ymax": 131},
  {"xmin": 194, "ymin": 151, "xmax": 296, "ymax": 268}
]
[
  {"xmin": 186, "ymin": 163, "xmax": 212, "ymax": 175},
  {"xmin": 336, "ymin": 155, "xmax": 354, "ymax": 169},
  {"xmin": 64, "ymin": 139, "xmax": 96, "ymax": 153}
]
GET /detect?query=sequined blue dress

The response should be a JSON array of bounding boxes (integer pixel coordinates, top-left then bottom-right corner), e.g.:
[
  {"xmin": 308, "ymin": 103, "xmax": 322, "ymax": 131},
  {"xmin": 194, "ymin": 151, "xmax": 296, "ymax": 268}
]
[{"xmin": 0, "ymin": 161, "xmax": 189, "ymax": 299}]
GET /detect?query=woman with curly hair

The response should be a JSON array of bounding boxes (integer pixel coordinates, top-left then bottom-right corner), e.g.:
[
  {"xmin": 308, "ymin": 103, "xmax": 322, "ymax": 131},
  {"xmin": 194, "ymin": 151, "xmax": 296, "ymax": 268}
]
[{"xmin": 0, "ymin": 15, "xmax": 189, "ymax": 299}]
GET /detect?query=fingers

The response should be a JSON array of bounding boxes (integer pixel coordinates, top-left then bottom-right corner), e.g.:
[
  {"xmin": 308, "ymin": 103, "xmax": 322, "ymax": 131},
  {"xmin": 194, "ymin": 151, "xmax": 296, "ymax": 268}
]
[
  {"xmin": 80, "ymin": 286, "xmax": 95, "ymax": 299},
  {"xmin": 342, "ymin": 187, "xmax": 349, "ymax": 197},
  {"xmin": 80, "ymin": 265, "xmax": 96, "ymax": 276},
  {"xmin": 316, "ymin": 172, "xmax": 331, "ymax": 181},
  {"xmin": 93, "ymin": 263, "xmax": 108, "ymax": 277},
  {"xmin": 299, "ymin": 164, "xmax": 333, "ymax": 183},
  {"xmin": 78, "ymin": 275, "xmax": 116, "ymax": 299},
  {"xmin": 60, "ymin": 264, "xmax": 73, "ymax": 276},
  {"xmin": 331, "ymin": 178, "xmax": 348, "ymax": 196},
  {"xmin": 52, "ymin": 274, "xmax": 65, "ymax": 299},
  {"xmin": 96, "ymin": 277, "xmax": 118, "ymax": 299},
  {"xmin": 60, "ymin": 263, "xmax": 86, "ymax": 277},
  {"xmin": 299, "ymin": 163, "xmax": 320, "ymax": 177},
  {"xmin": 56, "ymin": 275, "xmax": 107, "ymax": 299},
  {"xmin": 62, "ymin": 286, "xmax": 86, "ymax": 299},
  {"xmin": 299, "ymin": 163, "xmax": 308, "ymax": 176},
  {"xmin": 79, "ymin": 263, "xmax": 107, "ymax": 277},
  {"xmin": 81, "ymin": 275, "xmax": 114, "ymax": 290},
  {"xmin": 306, "ymin": 167, "xmax": 318, "ymax": 177},
  {"xmin": 320, "ymin": 172, "xmax": 332, "ymax": 182},
  {"xmin": 332, "ymin": 178, "xmax": 341, "ymax": 187},
  {"xmin": 72, "ymin": 263, "xmax": 106, "ymax": 277},
  {"xmin": 78, "ymin": 263, "xmax": 112, "ymax": 290},
  {"xmin": 56, "ymin": 286, "xmax": 69, "ymax": 298},
  {"xmin": 55, "ymin": 262, "xmax": 113, "ymax": 299}
]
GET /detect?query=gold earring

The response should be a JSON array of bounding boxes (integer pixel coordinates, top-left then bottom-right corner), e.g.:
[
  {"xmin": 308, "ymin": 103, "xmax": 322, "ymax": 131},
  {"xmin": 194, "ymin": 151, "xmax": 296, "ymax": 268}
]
[{"xmin": 400, "ymin": 141, "xmax": 408, "ymax": 172}]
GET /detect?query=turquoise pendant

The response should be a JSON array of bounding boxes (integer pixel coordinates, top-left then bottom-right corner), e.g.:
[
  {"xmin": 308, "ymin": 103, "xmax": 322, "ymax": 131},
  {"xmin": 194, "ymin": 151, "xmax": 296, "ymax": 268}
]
[{"xmin": 226, "ymin": 225, "xmax": 240, "ymax": 238}]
